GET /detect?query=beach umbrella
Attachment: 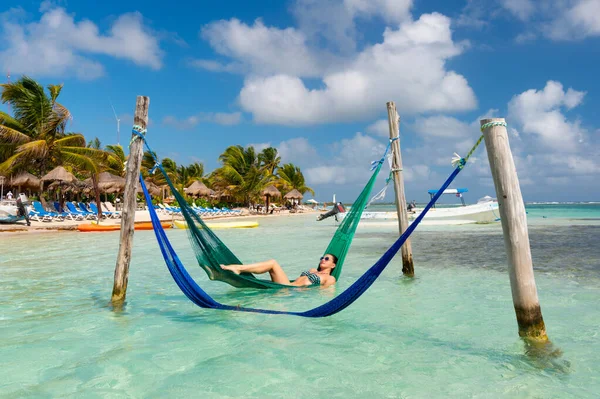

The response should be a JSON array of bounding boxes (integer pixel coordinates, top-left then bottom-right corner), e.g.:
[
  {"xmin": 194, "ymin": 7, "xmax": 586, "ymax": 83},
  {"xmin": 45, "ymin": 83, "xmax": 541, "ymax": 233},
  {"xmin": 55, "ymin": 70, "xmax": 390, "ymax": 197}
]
[
  {"xmin": 42, "ymin": 166, "xmax": 77, "ymax": 206},
  {"xmin": 262, "ymin": 185, "xmax": 281, "ymax": 211},
  {"xmin": 97, "ymin": 172, "xmax": 126, "ymax": 193},
  {"xmin": 306, "ymin": 199, "xmax": 318, "ymax": 204},
  {"xmin": 41, "ymin": 166, "xmax": 76, "ymax": 184},
  {"xmin": 10, "ymin": 172, "xmax": 42, "ymax": 192},
  {"xmin": 136, "ymin": 179, "xmax": 161, "ymax": 197},
  {"xmin": 185, "ymin": 180, "xmax": 212, "ymax": 197},
  {"xmin": 284, "ymin": 189, "xmax": 303, "ymax": 205}
]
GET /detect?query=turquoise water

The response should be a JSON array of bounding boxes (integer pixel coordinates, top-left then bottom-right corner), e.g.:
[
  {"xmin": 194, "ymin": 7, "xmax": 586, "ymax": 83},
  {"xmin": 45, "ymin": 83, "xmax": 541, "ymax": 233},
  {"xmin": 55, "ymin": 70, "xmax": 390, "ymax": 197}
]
[{"xmin": 1, "ymin": 204, "xmax": 600, "ymax": 397}]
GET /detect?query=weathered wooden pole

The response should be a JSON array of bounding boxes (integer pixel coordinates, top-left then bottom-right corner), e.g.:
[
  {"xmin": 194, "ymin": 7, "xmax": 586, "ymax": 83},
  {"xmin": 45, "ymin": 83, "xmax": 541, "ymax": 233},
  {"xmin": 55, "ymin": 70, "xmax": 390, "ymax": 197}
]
[
  {"xmin": 480, "ymin": 118, "xmax": 547, "ymax": 341},
  {"xmin": 387, "ymin": 101, "xmax": 414, "ymax": 276},
  {"xmin": 111, "ymin": 96, "xmax": 149, "ymax": 307}
]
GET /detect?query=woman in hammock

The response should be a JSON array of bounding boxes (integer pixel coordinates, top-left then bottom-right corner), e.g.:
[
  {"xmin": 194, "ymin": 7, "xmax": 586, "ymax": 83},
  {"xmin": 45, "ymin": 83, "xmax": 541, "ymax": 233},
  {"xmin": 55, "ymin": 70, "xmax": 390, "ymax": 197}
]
[{"xmin": 220, "ymin": 254, "xmax": 338, "ymax": 288}]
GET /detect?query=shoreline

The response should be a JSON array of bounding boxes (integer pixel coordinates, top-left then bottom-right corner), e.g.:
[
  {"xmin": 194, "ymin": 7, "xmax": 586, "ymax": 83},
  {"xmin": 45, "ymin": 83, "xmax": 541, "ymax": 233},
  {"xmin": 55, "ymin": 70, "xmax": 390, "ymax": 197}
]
[{"xmin": 0, "ymin": 207, "xmax": 320, "ymax": 235}]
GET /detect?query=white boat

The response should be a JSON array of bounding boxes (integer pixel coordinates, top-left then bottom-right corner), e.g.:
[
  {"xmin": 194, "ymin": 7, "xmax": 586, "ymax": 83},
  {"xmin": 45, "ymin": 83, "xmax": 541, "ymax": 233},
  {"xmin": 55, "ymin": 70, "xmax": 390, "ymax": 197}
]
[
  {"xmin": 332, "ymin": 189, "xmax": 500, "ymax": 225},
  {"xmin": 0, "ymin": 200, "xmax": 25, "ymax": 224}
]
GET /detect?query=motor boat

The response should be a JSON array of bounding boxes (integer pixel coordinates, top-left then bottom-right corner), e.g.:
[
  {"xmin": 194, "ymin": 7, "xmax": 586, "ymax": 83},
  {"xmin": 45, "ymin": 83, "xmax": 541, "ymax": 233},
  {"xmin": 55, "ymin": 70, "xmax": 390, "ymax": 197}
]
[{"xmin": 318, "ymin": 189, "xmax": 500, "ymax": 225}]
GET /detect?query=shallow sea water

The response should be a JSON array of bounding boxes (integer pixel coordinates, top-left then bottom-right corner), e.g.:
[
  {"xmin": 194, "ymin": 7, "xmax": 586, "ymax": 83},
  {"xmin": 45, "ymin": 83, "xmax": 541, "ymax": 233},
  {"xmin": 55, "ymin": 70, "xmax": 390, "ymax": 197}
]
[{"xmin": 1, "ymin": 204, "xmax": 599, "ymax": 398}]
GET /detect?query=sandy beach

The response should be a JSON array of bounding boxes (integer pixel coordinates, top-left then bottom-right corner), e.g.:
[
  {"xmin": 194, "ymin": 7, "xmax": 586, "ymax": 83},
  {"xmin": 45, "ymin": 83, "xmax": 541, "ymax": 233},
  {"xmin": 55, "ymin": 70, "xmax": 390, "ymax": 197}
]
[{"xmin": 0, "ymin": 206, "xmax": 321, "ymax": 234}]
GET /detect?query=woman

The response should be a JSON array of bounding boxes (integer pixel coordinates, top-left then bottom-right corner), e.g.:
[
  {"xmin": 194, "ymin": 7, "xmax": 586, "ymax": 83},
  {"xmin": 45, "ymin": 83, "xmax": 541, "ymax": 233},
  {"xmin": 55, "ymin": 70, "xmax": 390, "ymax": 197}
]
[{"xmin": 220, "ymin": 254, "xmax": 338, "ymax": 288}]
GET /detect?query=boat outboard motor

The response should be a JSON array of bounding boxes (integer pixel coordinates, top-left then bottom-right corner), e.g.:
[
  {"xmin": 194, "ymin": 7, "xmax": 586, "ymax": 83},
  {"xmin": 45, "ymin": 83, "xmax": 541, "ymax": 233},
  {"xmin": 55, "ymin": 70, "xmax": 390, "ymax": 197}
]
[
  {"xmin": 317, "ymin": 202, "xmax": 346, "ymax": 221},
  {"xmin": 16, "ymin": 193, "xmax": 31, "ymax": 226}
]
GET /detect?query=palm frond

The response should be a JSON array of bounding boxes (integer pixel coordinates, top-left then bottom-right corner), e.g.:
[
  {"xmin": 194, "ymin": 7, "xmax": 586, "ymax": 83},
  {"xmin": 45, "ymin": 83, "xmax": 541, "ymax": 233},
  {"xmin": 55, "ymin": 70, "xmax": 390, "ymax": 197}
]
[
  {"xmin": 16, "ymin": 140, "xmax": 49, "ymax": 159},
  {"xmin": 0, "ymin": 125, "xmax": 32, "ymax": 145}
]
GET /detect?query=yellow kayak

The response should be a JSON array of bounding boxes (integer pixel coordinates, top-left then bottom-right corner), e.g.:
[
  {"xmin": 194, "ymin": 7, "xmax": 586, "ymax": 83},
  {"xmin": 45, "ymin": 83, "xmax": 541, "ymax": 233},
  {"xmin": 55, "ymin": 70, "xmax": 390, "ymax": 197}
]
[{"xmin": 173, "ymin": 220, "xmax": 259, "ymax": 229}]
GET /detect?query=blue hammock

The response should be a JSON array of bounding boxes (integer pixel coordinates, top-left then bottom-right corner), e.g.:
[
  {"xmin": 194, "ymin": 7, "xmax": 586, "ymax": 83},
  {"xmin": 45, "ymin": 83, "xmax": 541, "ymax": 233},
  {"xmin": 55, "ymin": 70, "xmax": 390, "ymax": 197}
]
[{"xmin": 140, "ymin": 165, "xmax": 463, "ymax": 318}]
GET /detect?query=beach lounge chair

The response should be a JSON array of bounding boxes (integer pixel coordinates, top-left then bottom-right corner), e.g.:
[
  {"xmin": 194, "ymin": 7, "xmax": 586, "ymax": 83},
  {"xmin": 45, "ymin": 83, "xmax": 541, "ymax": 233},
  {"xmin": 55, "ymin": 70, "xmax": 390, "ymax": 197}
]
[
  {"xmin": 88, "ymin": 203, "xmax": 111, "ymax": 219},
  {"xmin": 100, "ymin": 202, "xmax": 120, "ymax": 218},
  {"xmin": 77, "ymin": 202, "xmax": 98, "ymax": 220},
  {"xmin": 30, "ymin": 201, "xmax": 60, "ymax": 222},
  {"xmin": 54, "ymin": 201, "xmax": 84, "ymax": 221},
  {"xmin": 66, "ymin": 202, "xmax": 94, "ymax": 220},
  {"xmin": 102, "ymin": 202, "xmax": 121, "ymax": 218}
]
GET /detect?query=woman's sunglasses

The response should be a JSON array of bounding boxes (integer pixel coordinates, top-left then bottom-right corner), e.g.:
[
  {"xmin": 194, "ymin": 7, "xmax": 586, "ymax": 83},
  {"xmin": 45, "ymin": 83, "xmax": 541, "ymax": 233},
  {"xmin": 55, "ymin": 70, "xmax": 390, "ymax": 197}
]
[{"xmin": 320, "ymin": 256, "xmax": 330, "ymax": 261}]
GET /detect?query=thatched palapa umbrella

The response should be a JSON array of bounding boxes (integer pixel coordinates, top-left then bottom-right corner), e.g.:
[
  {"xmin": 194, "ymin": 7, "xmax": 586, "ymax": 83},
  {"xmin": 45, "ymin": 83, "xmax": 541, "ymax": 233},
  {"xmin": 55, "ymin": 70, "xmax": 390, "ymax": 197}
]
[
  {"xmin": 262, "ymin": 185, "xmax": 281, "ymax": 211},
  {"xmin": 97, "ymin": 172, "xmax": 126, "ymax": 193},
  {"xmin": 41, "ymin": 166, "xmax": 77, "ymax": 207},
  {"xmin": 186, "ymin": 180, "xmax": 212, "ymax": 197},
  {"xmin": 284, "ymin": 189, "xmax": 304, "ymax": 205},
  {"xmin": 136, "ymin": 179, "xmax": 161, "ymax": 197},
  {"xmin": 41, "ymin": 166, "xmax": 76, "ymax": 185},
  {"xmin": 10, "ymin": 172, "xmax": 41, "ymax": 192}
]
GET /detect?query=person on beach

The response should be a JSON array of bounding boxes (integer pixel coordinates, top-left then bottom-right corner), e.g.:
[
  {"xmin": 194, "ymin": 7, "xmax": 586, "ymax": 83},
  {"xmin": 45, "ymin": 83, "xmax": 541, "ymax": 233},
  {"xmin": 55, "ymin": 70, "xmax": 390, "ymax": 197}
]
[
  {"xmin": 220, "ymin": 254, "xmax": 338, "ymax": 287},
  {"xmin": 6, "ymin": 191, "xmax": 13, "ymax": 200}
]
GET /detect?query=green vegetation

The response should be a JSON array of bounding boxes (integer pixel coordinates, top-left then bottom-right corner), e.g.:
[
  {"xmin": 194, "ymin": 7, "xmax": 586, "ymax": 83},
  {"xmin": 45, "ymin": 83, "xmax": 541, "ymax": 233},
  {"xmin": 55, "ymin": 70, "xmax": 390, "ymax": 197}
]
[{"xmin": 0, "ymin": 76, "xmax": 313, "ymax": 207}]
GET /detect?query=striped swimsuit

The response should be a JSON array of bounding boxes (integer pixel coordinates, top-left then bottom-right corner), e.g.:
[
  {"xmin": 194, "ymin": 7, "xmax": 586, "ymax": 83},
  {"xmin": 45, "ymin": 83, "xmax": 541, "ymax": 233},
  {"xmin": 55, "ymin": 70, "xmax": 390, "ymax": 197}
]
[{"xmin": 300, "ymin": 270, "xmax": 321, "ymax": 286}]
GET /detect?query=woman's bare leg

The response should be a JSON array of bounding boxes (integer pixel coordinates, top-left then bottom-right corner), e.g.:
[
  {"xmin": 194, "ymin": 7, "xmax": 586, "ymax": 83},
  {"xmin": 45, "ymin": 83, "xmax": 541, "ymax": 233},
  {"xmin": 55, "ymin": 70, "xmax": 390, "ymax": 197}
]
[{"xmin": 221, "ymin": 260, "xmax": 291, "ymax": 284}]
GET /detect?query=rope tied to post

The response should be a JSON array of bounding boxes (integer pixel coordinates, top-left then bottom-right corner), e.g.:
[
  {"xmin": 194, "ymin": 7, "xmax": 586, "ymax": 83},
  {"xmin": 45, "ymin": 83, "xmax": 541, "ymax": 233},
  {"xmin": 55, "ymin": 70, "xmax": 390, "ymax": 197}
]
[
  {"xmin": 480, "ymin": 121, "xmax": 507, "ymax": 132},
  {"xmin": 129, "ymin": 125, "xmax": 148, "ymax": 148},
  {"xmin": 451, "ymin": 122, "xmax": 507, "ymax": 169},
  {"xmin": 370, "ymin": 136, "xmax": 398, "ymax": 171}
]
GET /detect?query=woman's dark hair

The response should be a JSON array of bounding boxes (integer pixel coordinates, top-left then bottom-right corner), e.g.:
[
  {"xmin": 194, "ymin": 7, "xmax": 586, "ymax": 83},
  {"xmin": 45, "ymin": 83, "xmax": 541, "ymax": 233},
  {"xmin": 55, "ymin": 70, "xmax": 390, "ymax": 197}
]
[{"xmin": 317, "ymin": 254, "xmax": 338, "ymax": 271}]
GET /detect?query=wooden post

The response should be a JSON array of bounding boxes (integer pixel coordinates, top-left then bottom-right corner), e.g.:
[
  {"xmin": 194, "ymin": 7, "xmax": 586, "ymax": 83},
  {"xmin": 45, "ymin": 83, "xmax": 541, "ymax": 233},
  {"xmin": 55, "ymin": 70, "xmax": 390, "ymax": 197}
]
[
  {"xmin": 111, "ymin": 96, "xmax": 149, "ymax": 306},
  {"xmin": 481, "ymin": 118, "xmax": 547, "ymax": 341},
  {"xmin": 387, "ymin": 101, "xmax": 414, "ymax": 276}
]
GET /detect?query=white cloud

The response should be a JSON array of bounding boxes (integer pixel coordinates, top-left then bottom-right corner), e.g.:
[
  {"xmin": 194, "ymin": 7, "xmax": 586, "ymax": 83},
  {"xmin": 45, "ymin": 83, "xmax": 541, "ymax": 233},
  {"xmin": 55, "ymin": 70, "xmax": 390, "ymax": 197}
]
[
  {"xmin": 498, "ymin": 0, "xmax": 600, "ymax": 41},
  {"xmin": 508, "ymin": 80, "xmax": 586, "ymax": 152},
  {"xmin": 547, "ymin": 0, "xmax": 600, "ymax": 40},
  {"xmin": 188, "ymin": 59, "xmax": 239, "ymax": 73},
  {"xmin": 305, "ymin": 133, "xmax": 386, "ymax": 184},
  {"xmin": 0, "ymin": 5, "xmax": 162, "ymax": 79},
  {"xmin": 277, "ymin": 137, "xmax": 319, "ymax": 165},
  {"xmin": 246, "ymin": 142, "xmax": 272, "ymax": 152},
  {"xmin": 236, "ymin": 13, "xmax": 476, "ymax": 125},
  {"xmin": 293, "ymin": 0, "xmax": 413, "ymax": 53},
  {"xmin": 499, "ymin": 0, "xmax": 535, "ymax": 21},
  {"xmin": 162, "ymin": 112, "xmax": 242, "ymax": 129},
  {"xmin": 366, "ymin": 119, "xmax": 390, "ymax": 137},
  {"xmin": 200, "ymin": 18, "xmax": 322, "ymax": 77},
  {"xmin": 412, "ymin": 115, "xmax": 473, "ymax": 139}
]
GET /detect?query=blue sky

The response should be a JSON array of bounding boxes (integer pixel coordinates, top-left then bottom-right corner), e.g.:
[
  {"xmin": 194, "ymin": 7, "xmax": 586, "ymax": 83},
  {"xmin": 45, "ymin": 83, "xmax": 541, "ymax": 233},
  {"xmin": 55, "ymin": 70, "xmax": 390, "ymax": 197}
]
[{"xmin": 1, "ymin": 0, "xmax": 599, "ymax": 203}]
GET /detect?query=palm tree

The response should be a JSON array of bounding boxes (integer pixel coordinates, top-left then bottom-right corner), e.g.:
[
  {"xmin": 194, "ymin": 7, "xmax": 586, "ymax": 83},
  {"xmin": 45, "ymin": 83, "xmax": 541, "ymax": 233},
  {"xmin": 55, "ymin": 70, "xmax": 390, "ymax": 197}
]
[
  {"xmin": 277, "ymin": 163, "xmax": 314, "ymax": 196},
  {"xmin": 211, "ymin": 145, "xmax": 272, "ymax": 205},
  {"xmin": 105, "ymin": 144, "xmax": 126, "ymax": 177},
  {"xmin": 258, "ymin": 147, "xmax": 281, "ymax": 175},
  {"xmin": 0, "ymin": 76, "xmax": 106, "ymax": 178}
]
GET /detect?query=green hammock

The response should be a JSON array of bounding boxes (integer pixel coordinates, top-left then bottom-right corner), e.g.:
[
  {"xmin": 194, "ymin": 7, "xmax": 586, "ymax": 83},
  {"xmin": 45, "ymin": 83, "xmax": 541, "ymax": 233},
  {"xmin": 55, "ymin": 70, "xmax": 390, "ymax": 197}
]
[{"xmin": 161, "ymin": 160, "xmax": 385, "ymax": 289}]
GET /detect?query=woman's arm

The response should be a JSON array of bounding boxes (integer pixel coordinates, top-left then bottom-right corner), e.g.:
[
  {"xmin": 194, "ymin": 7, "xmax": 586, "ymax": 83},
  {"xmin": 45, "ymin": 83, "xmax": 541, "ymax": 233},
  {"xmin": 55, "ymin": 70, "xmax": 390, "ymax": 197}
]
[{"xmin": 321, "ymin": 275, "xmax": 336, "ymax": 288}]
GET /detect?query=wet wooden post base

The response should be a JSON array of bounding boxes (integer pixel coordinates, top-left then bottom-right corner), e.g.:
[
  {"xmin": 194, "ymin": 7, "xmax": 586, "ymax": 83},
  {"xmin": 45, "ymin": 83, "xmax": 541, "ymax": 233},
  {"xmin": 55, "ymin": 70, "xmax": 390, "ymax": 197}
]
[
  {"xmin": 481, "ymin": 118, "xmax": 547, "ymax": 341},
  {"xmin": 111, "ymin": 96, "xmax": 150, "ymax": 307},
  {"xmin": 387, "ymin": 101, "xmax": 414, "ymax": 276}
]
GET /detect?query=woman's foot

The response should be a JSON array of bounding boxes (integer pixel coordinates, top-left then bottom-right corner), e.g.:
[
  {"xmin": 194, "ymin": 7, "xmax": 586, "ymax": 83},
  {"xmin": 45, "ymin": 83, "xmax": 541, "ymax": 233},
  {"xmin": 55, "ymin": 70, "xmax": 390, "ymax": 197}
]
[{"xmin": 220, "ymin": 264, "xmax": 241, "ymax": 274}]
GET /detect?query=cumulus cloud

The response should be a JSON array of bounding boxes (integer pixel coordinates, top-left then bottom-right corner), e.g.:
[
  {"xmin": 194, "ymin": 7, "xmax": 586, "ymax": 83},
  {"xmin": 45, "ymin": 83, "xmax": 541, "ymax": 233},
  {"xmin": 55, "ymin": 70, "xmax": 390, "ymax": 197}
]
[
  {"xmin": 277, "ymin": 137, "xmax": 319, "ymax": 165},
  {"xmin": 235, "ymin": 13, "xmax": 476, "ymax": 125},
  {"xmin": 366, "ymin": 119, "xmax": 390, "ymax": 137},
  {"xmin": 499, "ymin": 0, "xmax": 535, "ymax": 21},
  {"xmin": 0, "ymin": 5, "xmax": 163, "ymax": 79},
  {"xmin": 162, "ymin": 112, "xmax": 242, "ymax": 129},
  {"xmin": 293, "ymin": 0, "xmax": 413, "ymax": 53},
  {"xmin": 507, "ymin": 80, "xmax": 586, "ymax": 152},
  {"xmin": 200, "ymin": 18, "xmax": 322, "ymax": 77},
  {"xmin": 498, "ymin": 0, "xmax": 600, "ymax": 41},
  {"xmin": 546, "ymin": 0, "xmax": 600, "ymax": 40},
  {"xmin": 305, "ymin": 133, "xmax": 386, "ymax": 184}
]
